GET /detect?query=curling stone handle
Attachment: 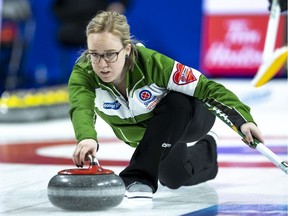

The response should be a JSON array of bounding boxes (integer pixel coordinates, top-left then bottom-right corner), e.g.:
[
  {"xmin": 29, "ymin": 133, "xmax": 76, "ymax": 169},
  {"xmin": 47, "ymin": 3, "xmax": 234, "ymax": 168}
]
[
  {"xmin": 88, "ymin": 155, "xmax": 99, "ymax": 166},
  {"xmin": 57, "ymin": 155, "xmax": 114, "ymax": 175}
]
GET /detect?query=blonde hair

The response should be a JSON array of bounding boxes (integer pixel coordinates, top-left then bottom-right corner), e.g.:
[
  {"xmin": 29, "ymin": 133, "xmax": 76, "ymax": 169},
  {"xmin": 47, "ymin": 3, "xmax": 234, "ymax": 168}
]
[{"xmin": 81, "ymin": 11, "xmax": 138, "ymax": 70}]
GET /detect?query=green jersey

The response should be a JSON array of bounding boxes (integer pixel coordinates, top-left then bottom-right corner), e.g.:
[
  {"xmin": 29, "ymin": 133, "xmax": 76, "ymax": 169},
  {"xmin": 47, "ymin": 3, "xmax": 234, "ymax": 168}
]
[{"xmin": 68, "ymin": 45, "xmax": 254, "ymax": 147}]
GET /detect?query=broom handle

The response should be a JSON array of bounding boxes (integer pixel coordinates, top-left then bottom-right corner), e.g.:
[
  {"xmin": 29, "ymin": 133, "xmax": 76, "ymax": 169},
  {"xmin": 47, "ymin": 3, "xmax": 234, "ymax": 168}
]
[
  {"xmin": 262, "ymin": 0, "xmax": 281, "ymax": 61},
  {"xmin": 203, "ymin": 100, "xmax": 288, "ymax": 175}
]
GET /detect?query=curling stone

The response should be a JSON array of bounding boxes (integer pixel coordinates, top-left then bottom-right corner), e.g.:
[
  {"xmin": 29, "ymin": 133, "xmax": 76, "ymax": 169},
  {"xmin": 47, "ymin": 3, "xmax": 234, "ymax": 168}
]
[{"xmin": 47, "ymin": 156, "xmax": 125, "ymax": 211}]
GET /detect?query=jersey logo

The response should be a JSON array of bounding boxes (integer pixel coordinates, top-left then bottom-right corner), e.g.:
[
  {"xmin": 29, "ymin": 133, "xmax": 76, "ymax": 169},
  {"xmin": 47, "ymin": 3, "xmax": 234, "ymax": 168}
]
[
  {"xmin": 103, "ymin": 101, "xmax": 121, "ymax": 110},
  {"xmin": 139, "ymin": 90, "xmax": 159, "ymax": 110},
  {"xmin": 173, "ymin": 63, "xmax": 197, "ymax": 85},
  {"xmin": 139, "ymin": 90, "xmax": 152, "ymax": 101}
]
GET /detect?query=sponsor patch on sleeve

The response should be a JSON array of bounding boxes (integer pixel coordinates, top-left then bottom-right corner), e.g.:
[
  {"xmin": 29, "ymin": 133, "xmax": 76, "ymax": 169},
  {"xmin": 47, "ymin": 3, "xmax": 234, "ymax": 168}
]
[
  {"xmin": 173, "ymin": 62, "xmax": 197, "ymax": 85},
  {"xmin": 168, "ymin": 61, "xmax": 201, "ymax": 96}
]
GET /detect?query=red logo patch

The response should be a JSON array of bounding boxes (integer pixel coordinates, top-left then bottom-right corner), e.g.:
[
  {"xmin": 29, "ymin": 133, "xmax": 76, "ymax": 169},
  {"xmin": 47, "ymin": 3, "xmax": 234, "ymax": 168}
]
[{"xmin": 173, "ymin": 63, "xmax": 197, "ymax": 85}]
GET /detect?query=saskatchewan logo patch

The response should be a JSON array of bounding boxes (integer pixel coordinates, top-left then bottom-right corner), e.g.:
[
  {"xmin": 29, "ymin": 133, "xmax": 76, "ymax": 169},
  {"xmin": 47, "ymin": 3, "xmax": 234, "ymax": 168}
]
[{"xmin": 173, "ymin": 63, "xmax": 197, "ymax": 85}]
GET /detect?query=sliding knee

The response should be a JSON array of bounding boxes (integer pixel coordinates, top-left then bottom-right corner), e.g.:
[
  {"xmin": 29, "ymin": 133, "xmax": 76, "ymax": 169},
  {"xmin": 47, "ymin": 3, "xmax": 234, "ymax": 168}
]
[{"xmin": 158, "ymin": 170, "xmax": 187, "ymax": 190}]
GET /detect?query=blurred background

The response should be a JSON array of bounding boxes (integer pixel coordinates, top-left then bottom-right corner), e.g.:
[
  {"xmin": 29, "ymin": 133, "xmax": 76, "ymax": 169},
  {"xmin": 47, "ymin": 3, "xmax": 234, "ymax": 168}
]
[{"xmin": 0, "ymin": 0, "xmax": 287, "ymax": 122}]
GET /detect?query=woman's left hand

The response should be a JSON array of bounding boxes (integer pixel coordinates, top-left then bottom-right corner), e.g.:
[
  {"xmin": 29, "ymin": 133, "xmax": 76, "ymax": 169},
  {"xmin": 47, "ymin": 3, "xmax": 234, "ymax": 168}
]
[{"xmin": 240, "ymin": 122, "xmax": 265, "ymax": 146}]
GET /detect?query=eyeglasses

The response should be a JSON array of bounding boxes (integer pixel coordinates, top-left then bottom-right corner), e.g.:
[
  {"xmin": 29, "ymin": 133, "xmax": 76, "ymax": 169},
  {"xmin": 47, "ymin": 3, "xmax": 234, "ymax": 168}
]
[{"xmin": 86, "ymin": 47, "xmax": 124, "ymax": 64}]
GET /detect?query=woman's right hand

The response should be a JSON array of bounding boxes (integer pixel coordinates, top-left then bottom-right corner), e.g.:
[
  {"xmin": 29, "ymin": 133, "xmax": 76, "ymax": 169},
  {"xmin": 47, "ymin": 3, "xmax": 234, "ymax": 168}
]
[{"xmin": 73, "ymin": 138, "xmax": 98, "ymax": 167}]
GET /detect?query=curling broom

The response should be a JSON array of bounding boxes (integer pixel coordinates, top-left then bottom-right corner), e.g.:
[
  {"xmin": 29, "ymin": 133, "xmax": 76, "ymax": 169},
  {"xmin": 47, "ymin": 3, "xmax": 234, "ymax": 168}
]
[
  {"xmin": 203, "ymin": 100, "xmax": 288, "ymax": 175},
  {"xmin": 251, "ymin": 0, "xmax": 287, "ymax": 87}
]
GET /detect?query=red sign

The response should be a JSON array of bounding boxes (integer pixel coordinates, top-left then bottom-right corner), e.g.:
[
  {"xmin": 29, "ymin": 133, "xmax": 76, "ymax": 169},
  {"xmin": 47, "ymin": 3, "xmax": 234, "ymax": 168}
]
[{"xmin": 200, "ymin": 15, "xmax": 285, "ymax": 77}]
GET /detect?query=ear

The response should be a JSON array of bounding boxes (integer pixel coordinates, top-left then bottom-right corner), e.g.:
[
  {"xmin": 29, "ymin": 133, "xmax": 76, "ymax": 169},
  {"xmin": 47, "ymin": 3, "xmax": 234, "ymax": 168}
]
[{"xmin": 125, "ymin": 43, "xmax": 132, "ymax": 56}]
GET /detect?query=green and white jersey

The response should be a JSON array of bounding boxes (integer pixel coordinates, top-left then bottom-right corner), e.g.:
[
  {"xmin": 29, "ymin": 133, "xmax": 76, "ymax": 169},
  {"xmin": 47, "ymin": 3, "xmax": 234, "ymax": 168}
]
[{"xmin": 68, "ymin": 45, "xmax": 254, "ymax": 147}]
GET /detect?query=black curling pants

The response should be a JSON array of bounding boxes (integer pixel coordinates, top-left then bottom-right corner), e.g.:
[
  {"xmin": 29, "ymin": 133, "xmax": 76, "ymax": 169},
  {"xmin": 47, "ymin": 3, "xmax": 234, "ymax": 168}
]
[{"xmin": 119, "ymin": 91, "xmax": 218, "ymax": 192}]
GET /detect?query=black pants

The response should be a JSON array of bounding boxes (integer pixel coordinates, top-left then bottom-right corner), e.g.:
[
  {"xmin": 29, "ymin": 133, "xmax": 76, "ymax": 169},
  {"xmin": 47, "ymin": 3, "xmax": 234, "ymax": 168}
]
[{"xmin": 119, "ymin": 91, "xmax": 218, "ymax": 192}]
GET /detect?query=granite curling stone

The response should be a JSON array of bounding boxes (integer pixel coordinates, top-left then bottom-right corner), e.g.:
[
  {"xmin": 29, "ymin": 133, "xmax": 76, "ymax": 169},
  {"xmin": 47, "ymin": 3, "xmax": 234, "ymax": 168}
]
[{"xmin": 47, "ymin": 156, "xmax": 125, "ymax": 211}]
